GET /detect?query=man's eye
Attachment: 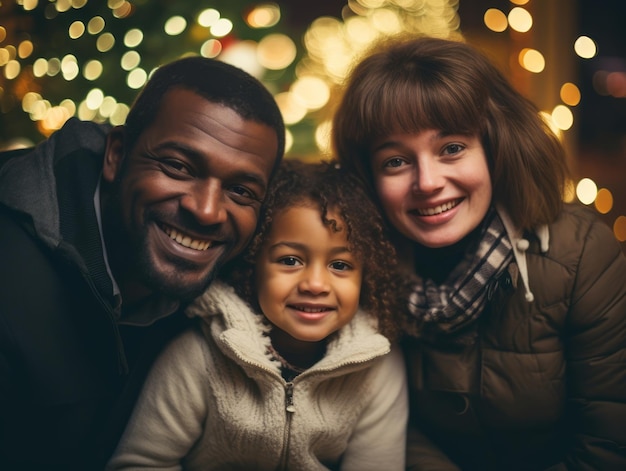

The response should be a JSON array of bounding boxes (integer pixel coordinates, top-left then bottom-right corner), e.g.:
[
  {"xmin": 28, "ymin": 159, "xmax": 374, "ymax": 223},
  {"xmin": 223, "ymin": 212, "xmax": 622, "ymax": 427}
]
[
  {"xmin": 161, "ymin": 159, "xmax": 191, "ymax": 175},
  {"xmin": 228, "ymin": 185, "xmax": 262, "ymax": 205}
]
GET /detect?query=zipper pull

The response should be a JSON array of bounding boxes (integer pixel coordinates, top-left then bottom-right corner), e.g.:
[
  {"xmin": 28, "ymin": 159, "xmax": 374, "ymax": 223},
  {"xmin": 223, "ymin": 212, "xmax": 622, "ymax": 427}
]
[{"xmin": 285, "ymin": 382, "xmax": 295, "ymax": 413}]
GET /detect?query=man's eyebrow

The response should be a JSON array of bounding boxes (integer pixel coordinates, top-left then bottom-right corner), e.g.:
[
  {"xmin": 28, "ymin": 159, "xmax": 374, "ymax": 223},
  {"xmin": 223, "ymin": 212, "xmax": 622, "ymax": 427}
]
[{"xmin": 151, "ymin": 141, "xmax": 268, "ymax": 189}]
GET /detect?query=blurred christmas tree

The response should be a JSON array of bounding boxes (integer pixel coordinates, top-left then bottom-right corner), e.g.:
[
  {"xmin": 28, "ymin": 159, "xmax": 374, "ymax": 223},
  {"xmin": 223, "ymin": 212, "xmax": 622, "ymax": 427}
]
[{"xmin": 0, "ymin": 0, "xmax": 461, "ymax": 157}]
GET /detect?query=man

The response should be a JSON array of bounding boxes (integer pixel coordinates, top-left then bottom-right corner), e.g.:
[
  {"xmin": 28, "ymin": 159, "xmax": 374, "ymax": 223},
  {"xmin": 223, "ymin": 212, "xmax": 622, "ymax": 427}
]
[{"xmin": 0, "ymin": 57, "xmax": 285, "ymax": 470}]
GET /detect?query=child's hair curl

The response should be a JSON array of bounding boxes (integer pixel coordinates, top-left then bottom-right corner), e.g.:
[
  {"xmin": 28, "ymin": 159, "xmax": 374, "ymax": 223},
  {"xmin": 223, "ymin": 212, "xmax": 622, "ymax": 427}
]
[{"xmin": 221, "ymin": 158, "xmax": 401, "ymax": 340}]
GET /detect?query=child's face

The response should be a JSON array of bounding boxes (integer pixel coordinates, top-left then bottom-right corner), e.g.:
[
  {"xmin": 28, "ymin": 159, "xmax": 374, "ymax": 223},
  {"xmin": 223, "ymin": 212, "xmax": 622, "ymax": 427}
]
[{"xmin": 255, "ymin": 204, "xmax": 363, "ymax": 343}]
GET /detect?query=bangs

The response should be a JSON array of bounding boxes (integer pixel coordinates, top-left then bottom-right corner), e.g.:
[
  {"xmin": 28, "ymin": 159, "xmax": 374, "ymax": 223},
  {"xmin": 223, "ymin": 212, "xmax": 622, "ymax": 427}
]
[{"xmin": 356, "ymin": 66, "xmax": 485, "ymax": 142}]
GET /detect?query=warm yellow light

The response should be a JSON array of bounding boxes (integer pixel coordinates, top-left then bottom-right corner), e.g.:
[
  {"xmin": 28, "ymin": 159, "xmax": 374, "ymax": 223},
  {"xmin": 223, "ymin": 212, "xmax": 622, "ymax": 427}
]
[
  {"xmin": 87, "ymin": 17, "xmax": 105, "ymax": 35},
  {"xmin": 55, "ymin": 0, "xmax": 71, "ymax": 13},
  {"xmin": 198, "ymin": 9, "xmax": 220, "ymax": 27},
  {"xmin": 552, "ymin": 105, "xmax": 574, "ymax": 131},
  {"xmin": 0, "ymin": 27, "xmax": 6, "ymax": 43},
  {"xmin": 5, "ymin": 60, "xmax": 21, "ymax": 79},
  {"xmin": 86, "ymin": 88, "xmax": 104, "ymax": 110},
  {"xmin": 110, "ymin": 103, "xmax": 130, "ymax": 125},
  {"xmin": 257, "ymin": 34, "xmax": 297, "ymax": 70},
  {"xmin": 508, "ymin": 7, "xmax": 532, "ymax": 33},
  {"xmin": 121, "ymin": 50, "xmax": 141, "ymax": 71},
  {"xmin": 33, "ymin": 58, "xmax": 48, "ymax": 77},
  {"xmin": 127, "ymin": 68, "xmax": 148, "ymax": 89},
  {"xmin": 291, "ymin": 76, "xmax": 330, "ymax": 111},
  {"xmin": 0, "ymin": 49, "xmax": 9, "ymax": 67},
  {"xmin": 510, "ymin": 0, "xmax": 529, "ymax": 4},
  {"xmin": 519, "ymin": 48, "xmax": 545, "ymax": 73},
  {"xmin": 83, "ymin": 60, "xmax": 103, "ymax": 80},
  {"xmin": 275, "ymin": 92, "xmax": 307, "ymax": 125},
  {"xmin": 96, "ymin": 33, "xmax": 115, "ymax": 52},
  {"xmin": 370, "ymin": 8, "xmax": 402, "ymax": 35},
  {"xmin": 210, "ymin": 18, "xmax": 233, "ymax": 37},
  {"xmin": 69, "ymin": 21, "xmax": 85, "ymax": 39},
  {"xmin": 99, "ymin": 96, "xmax": 117, "ymax": 118},
  {"xmin": 576, "ymin": 178, "xmax": 598, "ymax": 205},
  {"xmin": 614, "ymin": 216, "xmax": 626, "ymax": 242},
  {"xmin": 124, "ymin": 29, "xmax": 143, "ymax": 48},
  {"xmin": 23, "ymin": 0, "xmax": 39, "ymax": 11},
  {"xmin": 574, "ymin": 36, "xmax": 597, "ymax": 59},
  {"xmin": 200, "ymin": 39, "xmax": 222, "ymax": 58},
  {"xmin": 560, "ymin": 82, "xmax": 581, "ymax": 106},
  {"xmin": 594, "ymin": 188, "xmax": 613, "ymax": 214},
  {"xmin": 18, "ymin": 40, "xmax": 34, "ymax": 59},
  {"xmin": 164, "ymin": 16, "xmax": 187, "ymax": 36},
  {"xmin": 246, "ymin": 3, "xmax": 281, "ymax": 29},
  {"xmin": 484, "ymin": 8, "xmax": 507, "ymax": 33},
  {"xmin": 61, "ymin": 54, "xmax": 79, "ymax": 81},
  {"xmin": 314, "ymin": 120, "xmax": 332, "ymax": 156}
]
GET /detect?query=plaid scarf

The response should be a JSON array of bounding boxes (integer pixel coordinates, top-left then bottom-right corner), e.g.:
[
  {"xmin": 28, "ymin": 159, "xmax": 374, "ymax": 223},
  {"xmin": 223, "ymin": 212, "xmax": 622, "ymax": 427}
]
[{"xmin": 404, "ymin": 208, "xmax": 513, "ymax": 341}]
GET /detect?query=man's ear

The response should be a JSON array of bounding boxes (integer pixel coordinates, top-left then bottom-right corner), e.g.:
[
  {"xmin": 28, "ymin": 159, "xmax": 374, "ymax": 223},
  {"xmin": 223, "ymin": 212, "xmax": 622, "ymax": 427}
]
[{"xmin": 103, "ymin": 125, "xmax": 126, "ymax": 183}]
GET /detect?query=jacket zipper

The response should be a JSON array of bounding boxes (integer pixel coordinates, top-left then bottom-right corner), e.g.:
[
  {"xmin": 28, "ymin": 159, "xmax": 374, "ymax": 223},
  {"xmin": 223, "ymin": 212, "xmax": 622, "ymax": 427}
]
[{"xmin": 278, "ymin": 381, "xmax": 296, "ymax": 470}]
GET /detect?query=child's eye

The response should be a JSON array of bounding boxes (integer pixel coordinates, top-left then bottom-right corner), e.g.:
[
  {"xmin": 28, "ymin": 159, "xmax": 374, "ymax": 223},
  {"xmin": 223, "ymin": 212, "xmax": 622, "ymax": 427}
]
[
  {"xmin": 278, "ymin": 256, "xmax": 301, "ymax": 266},
  {"xmin": 330, "ymin": 261, "xmax": 352, "ymax": 271}
]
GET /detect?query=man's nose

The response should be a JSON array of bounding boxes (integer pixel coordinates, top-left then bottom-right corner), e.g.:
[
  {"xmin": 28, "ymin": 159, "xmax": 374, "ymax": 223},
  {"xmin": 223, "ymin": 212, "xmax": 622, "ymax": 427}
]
[{"xmin": 180, "ymin": 178, "xmax": 228, "ymax": 225}]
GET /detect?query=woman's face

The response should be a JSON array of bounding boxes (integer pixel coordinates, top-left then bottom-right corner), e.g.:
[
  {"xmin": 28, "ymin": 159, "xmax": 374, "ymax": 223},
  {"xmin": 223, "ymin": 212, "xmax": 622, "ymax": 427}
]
[{"xmin": 370, "ymin": 129, "xmax": 492, "ymax": 248}]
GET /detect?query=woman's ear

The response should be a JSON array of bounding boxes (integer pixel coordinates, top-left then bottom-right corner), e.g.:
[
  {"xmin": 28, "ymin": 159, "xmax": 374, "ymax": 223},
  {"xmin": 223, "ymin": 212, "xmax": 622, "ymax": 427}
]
[{"xmin": 102, "ymin": 125, "xmax": 126, "ymax": 183}]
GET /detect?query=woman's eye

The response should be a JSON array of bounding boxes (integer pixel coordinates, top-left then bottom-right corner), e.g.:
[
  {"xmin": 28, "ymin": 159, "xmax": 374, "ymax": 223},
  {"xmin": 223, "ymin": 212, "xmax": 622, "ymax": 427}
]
[
  {"xmin": 443, "ymin": 143, "xmax": 465, "ymax": 155},
  {"xmin": 384, "ymin": 157, "xmax": 405, "ymax": 168}
]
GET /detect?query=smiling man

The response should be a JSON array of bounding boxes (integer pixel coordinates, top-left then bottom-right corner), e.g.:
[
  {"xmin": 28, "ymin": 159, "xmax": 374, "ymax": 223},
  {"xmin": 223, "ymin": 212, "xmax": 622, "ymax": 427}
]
[{"xmin": 0, "ymin": 57, "xmax": 284, "ymax": 470}]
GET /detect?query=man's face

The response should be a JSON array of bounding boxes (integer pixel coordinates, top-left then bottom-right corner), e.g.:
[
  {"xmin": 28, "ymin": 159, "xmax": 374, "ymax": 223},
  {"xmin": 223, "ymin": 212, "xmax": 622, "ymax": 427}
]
[{"xmin": 102, "ymin": 88, "xmax": 279, "ymax": 301}]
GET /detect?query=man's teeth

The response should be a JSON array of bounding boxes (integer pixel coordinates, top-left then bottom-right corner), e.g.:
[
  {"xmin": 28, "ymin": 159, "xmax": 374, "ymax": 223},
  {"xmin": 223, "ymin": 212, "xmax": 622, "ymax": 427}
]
[
  {"xmin": 162, "ymin": 225, "xmax": 211, "ymax": 251},
  {"xmin": 417, "ymin": 200, "xmax": 458, "ymax": 216}
]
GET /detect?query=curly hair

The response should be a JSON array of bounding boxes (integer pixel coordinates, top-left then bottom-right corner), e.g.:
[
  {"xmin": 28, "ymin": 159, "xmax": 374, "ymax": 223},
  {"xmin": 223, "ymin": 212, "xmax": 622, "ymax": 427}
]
[
  {"xmin": 332, "ymin": 35, "xmax": 569, "ymax": 231},
  {"xmin": 221, "ymin": 158, "xmax": 401, "ymax": 340}
]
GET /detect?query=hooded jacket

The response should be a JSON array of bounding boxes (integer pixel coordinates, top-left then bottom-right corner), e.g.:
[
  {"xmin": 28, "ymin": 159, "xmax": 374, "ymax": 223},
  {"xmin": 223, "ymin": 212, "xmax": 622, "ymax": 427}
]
[
  {"xmin": 405, "ymin": 204, "xmax": 626, "ymax": 470},
  {"xmin": 107, "ymin": 281, "xmax": 408, "ymax": 471},
  {"xmin": 0, "ymin": 119, "xmax": 187, "ymax": 470}
]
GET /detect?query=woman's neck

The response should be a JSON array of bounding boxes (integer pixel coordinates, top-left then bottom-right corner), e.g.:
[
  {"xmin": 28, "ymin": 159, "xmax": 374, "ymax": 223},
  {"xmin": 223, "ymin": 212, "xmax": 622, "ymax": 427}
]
[{"xmin": 413, "ymin": 225, "xmax": 483, "ymax": 284}]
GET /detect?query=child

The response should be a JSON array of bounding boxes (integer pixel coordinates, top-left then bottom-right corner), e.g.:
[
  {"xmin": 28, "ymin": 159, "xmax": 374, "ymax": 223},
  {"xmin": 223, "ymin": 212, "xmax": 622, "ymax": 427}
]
[{"xmin": 106, "ymin": 159, "xmax": 408, "ymax": 470}]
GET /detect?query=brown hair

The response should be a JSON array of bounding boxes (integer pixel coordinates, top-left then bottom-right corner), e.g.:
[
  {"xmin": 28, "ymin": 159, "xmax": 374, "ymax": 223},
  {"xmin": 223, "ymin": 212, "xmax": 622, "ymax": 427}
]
[
  {"xmin": 332, "ymin": 35, "xmax": 569, "ymax": 231},
  {"xmin": 221, "ymin": 158, "xmax": 401, "ymax": 340}
]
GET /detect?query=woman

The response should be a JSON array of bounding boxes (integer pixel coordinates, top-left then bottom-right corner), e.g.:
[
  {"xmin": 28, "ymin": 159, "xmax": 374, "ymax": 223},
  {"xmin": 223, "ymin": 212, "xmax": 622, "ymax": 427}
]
[{"xmin": 332, "ymin": 35, "xmax": 626, "ymax": 470}]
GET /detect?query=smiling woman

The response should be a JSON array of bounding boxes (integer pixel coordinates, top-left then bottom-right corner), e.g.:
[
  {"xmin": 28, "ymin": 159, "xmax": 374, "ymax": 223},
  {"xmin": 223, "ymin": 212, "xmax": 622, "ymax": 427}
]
[{"xmin": 332, "ymin": 34, "xmax": 626, "ymax": 471}]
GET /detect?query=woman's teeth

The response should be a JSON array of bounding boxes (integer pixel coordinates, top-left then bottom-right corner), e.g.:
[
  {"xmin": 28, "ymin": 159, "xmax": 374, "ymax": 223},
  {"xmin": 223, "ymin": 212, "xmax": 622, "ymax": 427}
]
[
  {"xmin": 162, "ymin": 225, "xmax": 212, "ymax": 251},
  {"xmin": 416, "ymin": 200, "xmax": 459, "ymax": 216}
]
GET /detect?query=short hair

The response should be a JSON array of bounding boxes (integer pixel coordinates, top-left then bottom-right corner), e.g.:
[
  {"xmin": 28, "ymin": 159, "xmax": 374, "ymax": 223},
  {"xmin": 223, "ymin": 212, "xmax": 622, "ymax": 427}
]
[
  {"xmin": 221, "ymin": 158, "xmax": 401, "ymax": 340},
  {"xmin": 124, "ymin": 56, "xmax": 285, "ymax": 175},
  {"xmin": 332, "ymin": 35, "xmax": 569, "ymax": 230}
]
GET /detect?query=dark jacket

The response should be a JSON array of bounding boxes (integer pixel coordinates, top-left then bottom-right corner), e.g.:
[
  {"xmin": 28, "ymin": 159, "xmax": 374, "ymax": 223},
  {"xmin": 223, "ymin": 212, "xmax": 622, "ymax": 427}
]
[
  {"xmin": 0, "ymin": 119, "xmax": 188, "ymax": 470},
  {"xmin": 405, "ymin": 204, "xmax": 626, "ymax": 471}
]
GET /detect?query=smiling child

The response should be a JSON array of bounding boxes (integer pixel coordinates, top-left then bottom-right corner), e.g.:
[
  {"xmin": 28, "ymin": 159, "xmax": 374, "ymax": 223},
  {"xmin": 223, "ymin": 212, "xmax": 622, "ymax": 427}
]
[{"xmin": 106, "ymin": 159, "xmax": 408, "ymax": 470}]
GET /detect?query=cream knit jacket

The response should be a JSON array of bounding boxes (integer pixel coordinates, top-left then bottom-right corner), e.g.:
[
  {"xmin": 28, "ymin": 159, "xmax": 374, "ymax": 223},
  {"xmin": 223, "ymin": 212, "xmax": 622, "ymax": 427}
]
[{"xmin": 107, "ymin": 281, "xmax": 408, "ymax": 470}]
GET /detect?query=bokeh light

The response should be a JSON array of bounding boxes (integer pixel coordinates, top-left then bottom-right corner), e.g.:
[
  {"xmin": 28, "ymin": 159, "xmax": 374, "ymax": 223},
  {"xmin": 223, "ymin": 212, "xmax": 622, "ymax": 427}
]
[
  {"xmin": 574, "ymin": 35, "xmax": 597, "ymax": 59},
  {"xmin": 576, "ymin": 178, "xmax": 598, "ymax": 205}
]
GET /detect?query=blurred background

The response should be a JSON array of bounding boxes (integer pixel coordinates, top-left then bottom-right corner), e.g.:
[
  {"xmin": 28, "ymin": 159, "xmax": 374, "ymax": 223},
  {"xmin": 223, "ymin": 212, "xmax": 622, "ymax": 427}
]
[{"xmin": 1, "ymin": 0, "xmax": 625, "ymax": 251}]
